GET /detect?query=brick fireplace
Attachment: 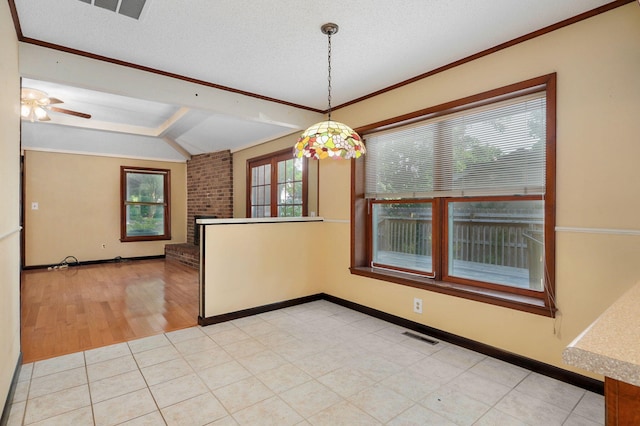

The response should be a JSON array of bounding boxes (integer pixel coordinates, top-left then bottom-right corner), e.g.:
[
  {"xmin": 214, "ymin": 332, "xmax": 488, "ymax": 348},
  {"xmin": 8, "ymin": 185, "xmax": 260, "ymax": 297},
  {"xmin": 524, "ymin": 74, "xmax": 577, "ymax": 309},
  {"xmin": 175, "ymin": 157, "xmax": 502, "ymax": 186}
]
[{"xmin": 165, "ymin": 150, "xmax": 233, "ymax": 268}]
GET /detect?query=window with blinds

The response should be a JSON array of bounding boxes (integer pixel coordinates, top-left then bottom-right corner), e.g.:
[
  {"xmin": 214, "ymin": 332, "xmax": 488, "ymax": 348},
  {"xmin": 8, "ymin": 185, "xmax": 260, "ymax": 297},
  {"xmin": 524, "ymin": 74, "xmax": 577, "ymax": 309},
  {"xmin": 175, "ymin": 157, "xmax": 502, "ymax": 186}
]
[
  {"xmin": 365, "ymin": 93, "xmax": 546, "ymax": 199},
  {"xmin": 352, "ymin": 74, "xmax": 556, "ymax": 315}
]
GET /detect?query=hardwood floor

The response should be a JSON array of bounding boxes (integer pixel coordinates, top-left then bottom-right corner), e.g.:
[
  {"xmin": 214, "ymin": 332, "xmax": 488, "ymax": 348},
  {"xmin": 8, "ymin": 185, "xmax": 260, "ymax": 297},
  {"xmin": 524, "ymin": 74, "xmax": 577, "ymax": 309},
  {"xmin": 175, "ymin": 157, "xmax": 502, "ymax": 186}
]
[{"xmin": 21, "ymin": 259, "xmax": 199, "ymax": 364}]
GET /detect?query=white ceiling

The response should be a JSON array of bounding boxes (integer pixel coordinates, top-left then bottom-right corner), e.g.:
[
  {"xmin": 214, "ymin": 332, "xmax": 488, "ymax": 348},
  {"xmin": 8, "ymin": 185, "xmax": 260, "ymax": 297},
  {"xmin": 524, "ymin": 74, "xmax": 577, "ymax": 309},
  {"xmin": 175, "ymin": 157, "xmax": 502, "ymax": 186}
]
[{"xmin": 12, "ymin": 0, "xmax": 619, "ymax": 161}]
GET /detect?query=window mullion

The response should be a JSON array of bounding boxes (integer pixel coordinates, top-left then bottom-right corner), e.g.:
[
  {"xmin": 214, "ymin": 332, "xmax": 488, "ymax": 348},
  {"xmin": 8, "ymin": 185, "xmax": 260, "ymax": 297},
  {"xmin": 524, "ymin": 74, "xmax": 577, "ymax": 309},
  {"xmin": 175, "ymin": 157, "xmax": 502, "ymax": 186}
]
[
  {"xmin": 366, "ymin": 199, "xmax": 373, "ymax": 267},
  {"xmin": 270, "ymin": 158, "xmax": 278, "ymax": 217},
  {"xmin": 433, "ymin": 198, "xmax": 443, "ymax": 281}
]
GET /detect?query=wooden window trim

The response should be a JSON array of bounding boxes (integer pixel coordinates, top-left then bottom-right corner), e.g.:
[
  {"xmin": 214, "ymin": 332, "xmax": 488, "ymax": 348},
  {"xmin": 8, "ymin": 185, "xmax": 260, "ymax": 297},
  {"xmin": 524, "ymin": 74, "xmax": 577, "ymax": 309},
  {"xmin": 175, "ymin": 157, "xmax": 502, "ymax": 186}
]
[
  {"xmin": 246, "ymin": 148, "xmax": 308, "ymax": 218},
  {"xmin": 120, "ymin": 166, "xmax": 171, "ymax": 242},
  {"xmin": 370, "ymin": 198, "xmax": 436, "ymax": 278},
  {"xmin": 350, "ymin": 73, "xmax": 557, "ymax": 317},
  {"xmin": 442, "ymin": 195, "xmax": 547, "ymax": 300}
]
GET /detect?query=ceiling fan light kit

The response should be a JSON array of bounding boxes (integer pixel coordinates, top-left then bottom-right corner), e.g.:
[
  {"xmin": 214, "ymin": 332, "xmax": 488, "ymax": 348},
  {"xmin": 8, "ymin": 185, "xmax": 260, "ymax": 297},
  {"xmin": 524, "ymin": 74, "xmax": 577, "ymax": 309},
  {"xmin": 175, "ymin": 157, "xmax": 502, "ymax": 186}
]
[
  {"xmin": 20, "ymin": 87, "xmax": 91, "ymax": 122},
  {"xmin": 294, "ymin": 23, "xmax": 366, "ymax": 160},
  {"xmin": 20, "ymin": 88, "xmax": 55, "ymax": 122}
]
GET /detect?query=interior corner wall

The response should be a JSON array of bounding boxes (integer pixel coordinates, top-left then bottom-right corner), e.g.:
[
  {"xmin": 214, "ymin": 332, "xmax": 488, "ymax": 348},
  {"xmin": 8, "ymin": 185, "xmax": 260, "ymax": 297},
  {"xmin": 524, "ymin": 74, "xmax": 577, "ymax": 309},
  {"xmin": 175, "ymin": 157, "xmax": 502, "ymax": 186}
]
[
  {"xmin": 23, "ymin": 150, "xmax": 187, "ymax": 267},
  {"xmin": 186, "ymin": 151, "xmax": 233, "ymax": 244},
  {"xmin": 0, "ymin": 0, "xmax": 22, "ymax": 413},
  {"xmin": 317, "ymin": 4, "xmax": 640, "ymax": 378}
]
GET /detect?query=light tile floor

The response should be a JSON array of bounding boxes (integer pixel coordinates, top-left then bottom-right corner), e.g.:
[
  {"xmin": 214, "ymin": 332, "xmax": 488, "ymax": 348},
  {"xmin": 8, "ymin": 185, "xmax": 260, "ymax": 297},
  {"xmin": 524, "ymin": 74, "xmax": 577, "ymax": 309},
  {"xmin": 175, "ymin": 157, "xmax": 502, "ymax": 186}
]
[{"xmin": 7, "ymin": 300, "xmax": 604, "ymax": 425}]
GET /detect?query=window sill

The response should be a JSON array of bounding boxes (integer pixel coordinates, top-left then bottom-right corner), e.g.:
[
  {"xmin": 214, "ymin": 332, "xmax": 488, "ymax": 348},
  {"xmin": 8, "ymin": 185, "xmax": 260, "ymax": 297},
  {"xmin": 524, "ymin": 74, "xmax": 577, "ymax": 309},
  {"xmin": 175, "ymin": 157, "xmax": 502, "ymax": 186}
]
[
  {"xmin": 349, "ymin": 266, "xmax": 556, "ymax": 317},
  {"xmin": 121, "ymin": 235, "xmax": 171, "ymax": 242}
]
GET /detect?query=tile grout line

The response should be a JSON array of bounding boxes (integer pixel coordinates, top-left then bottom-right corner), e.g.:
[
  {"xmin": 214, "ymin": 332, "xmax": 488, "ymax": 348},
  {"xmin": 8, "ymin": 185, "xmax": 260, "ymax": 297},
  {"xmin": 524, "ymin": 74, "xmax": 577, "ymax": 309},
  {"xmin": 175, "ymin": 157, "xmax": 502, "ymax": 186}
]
[
  {"xmin": 19, "ymin": 366, "xmax": 32, "ymax": 426},
  {"xmin": 82, "ymin": 351, "xmax": 96, "ymax": 426},
  {"xmin": 121, "ymin": 338, "xmax": 165, "ymax": 426}
]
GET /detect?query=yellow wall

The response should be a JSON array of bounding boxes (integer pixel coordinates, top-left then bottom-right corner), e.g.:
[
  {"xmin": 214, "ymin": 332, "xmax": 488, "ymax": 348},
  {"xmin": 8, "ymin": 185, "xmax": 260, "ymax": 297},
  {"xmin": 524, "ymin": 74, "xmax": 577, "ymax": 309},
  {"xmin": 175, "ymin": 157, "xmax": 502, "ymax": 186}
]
[
  {"xmin": 23, "ymin": 150, "xmax": 187, "ymax": 266},
  {"xmin": 231, "ymin": 4, "xmax": 640, "ymax": 379},
  {"xmin": 232, "ymin": 134, "xmax": 319, "ymax": 218},
  {"xmin": 314, "ymin": 4, "xmax": 640, "ymax": 378},
  {"xmin": 202, "ymin": 221, "xmax": 324, "ymax": 316},
  {"xmin": 0, "ymin": 0, "xmax": 22, "ymax": 410}
]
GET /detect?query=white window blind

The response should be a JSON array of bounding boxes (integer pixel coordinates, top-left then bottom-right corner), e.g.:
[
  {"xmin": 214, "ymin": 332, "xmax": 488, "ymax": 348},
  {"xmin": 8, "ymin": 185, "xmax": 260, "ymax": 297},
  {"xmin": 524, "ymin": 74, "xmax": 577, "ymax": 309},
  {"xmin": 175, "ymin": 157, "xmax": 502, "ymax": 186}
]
[{"xmin": 365, "ymin": 93, "xmax": 546, "ymax": 199}]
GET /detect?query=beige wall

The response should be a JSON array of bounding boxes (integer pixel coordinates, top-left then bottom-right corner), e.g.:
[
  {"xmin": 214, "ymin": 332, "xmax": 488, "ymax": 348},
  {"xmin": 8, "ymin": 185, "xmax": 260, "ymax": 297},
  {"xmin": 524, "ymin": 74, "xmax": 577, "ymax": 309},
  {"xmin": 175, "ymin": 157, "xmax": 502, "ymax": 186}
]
[
  {"xmin": 232, "ymin": 4, "xmax": 640, "ymax": 380},
  {"xmin": 315, "ymin": 4, "xmax": 640, "ymax": 378},
  {"xmin": 0, "ymin": 0, "xmax": 22, "ymax": 410},
  {"xmin": 232, "ymin": 134, "xmax": 319, "ymax": 218},
  {"xmin": 202, "ymin": 221, "xmax": 324, "ymax": 317},
  {"xmin": 23, "ymin": 150, "xmax": 187, "ymax": 266}
]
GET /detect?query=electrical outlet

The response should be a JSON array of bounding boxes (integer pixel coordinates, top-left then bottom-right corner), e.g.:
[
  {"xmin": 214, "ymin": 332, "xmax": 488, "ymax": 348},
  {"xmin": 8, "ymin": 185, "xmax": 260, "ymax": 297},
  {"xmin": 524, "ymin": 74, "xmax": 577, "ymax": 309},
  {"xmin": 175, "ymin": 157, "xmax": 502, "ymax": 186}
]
[
  {"xmin": 101, "ymin": 243, "xmax": 106, "ymax": 249},
  {"xmin": 413, "ymin": 297, "xmax": 423, "ymax": 314}
]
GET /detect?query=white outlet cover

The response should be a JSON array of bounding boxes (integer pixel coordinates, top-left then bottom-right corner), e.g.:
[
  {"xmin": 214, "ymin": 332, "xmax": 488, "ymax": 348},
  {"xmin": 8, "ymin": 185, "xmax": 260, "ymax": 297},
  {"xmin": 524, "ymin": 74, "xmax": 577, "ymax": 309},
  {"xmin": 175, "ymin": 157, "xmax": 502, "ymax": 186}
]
[
  {"xmin": 31, "ymin": 202, "xmax": 39, "ymax": 210},
  {"xmin": 413, "ymin": 298, "xmax": 423, "ymax": 313}
]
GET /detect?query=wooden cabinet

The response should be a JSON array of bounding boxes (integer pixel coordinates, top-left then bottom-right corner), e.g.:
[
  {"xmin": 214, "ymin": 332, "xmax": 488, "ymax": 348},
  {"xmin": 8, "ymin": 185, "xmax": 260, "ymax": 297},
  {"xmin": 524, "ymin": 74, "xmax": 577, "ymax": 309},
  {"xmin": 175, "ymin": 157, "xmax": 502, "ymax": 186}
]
[
  {"xmin": 605, "ymin": 377, "xmax": 640, "ymax": 425},
  {"xmin": 563, "ymin": 283, "xmax": 640, "ymax": 425}
]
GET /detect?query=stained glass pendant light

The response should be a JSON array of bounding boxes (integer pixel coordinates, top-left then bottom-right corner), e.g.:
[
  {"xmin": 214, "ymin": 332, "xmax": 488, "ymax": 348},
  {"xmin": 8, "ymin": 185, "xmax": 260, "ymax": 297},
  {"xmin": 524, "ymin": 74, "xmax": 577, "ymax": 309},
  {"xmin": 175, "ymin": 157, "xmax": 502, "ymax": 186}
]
[{"xmin": 294, "ymin": 23, "xmax": 366, "ymax": 160}]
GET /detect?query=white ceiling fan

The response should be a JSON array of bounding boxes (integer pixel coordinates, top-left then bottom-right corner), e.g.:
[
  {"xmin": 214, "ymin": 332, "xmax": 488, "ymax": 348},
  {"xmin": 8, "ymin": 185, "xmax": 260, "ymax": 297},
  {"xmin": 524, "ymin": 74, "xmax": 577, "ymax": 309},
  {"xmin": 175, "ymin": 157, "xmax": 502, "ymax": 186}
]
[{"xmin": 20, "ymin": 88, "xmax": 91, "ymax": 122}]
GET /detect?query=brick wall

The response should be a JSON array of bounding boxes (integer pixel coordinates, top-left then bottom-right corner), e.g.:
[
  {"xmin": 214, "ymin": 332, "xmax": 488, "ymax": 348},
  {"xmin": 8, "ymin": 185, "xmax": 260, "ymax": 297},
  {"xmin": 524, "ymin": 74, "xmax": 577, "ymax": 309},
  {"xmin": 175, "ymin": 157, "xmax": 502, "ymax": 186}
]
[
  {"xmin": 186, "ymin": 150, "xmax": 233, "ymax": 244},
  {"xmin": 165, "ymin": 243, "xmax": 199, "ymax": 269}
]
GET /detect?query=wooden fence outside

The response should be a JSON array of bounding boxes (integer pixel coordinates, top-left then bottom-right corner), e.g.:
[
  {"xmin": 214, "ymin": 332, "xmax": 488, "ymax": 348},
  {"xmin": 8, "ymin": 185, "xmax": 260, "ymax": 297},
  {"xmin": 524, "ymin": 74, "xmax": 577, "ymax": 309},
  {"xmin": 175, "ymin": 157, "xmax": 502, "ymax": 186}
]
[{"xmin": 376, "ymin": 212, "xmax": 543, "ymax": 270}]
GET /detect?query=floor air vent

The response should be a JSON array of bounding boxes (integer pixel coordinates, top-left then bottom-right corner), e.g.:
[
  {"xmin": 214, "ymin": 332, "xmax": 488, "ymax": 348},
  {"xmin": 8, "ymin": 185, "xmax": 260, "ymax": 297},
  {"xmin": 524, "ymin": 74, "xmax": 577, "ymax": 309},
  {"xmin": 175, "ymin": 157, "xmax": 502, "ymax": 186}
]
[{"xmin": 402, "ymin": 331, "xmax": 439, "ymax": 346}]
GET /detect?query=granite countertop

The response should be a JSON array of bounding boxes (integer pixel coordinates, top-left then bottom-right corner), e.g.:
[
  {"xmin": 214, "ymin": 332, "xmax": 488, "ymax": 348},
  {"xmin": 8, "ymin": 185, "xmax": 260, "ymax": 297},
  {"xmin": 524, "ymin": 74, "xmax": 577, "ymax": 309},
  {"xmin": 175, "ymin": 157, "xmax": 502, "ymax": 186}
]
[{"xmin": 563, "ymin": 282, "xmax": 640, "ymax": 387}]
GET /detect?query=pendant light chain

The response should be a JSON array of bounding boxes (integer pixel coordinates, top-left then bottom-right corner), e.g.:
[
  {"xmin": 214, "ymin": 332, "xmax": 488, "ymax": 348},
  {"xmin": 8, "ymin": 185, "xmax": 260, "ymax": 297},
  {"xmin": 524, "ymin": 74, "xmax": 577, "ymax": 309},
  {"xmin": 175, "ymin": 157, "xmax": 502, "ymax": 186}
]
[
  {"xmin": 293, "ymin": 22, "xmax": 365, "ymax": 160},
  {"xmin": 327, "ymin": 29, "xmax": 333, "ymax": 121}
]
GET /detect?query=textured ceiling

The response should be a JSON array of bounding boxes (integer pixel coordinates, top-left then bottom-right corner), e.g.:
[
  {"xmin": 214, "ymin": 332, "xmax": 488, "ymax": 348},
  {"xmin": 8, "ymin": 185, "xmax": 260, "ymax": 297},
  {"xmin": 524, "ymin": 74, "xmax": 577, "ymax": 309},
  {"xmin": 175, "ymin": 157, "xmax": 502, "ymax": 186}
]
[{"xmin": 12, "ymin": 0, "xmax": 621, "ymax": 160}]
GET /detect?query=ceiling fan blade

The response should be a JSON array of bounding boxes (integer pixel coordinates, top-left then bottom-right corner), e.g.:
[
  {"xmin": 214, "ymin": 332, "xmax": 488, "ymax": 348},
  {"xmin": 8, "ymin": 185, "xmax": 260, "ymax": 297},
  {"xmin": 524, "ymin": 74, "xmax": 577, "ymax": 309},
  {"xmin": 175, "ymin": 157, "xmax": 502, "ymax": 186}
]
[
  {"xmin": 49, "ymin": 106, "xmax": 92, "ymax": 119},
  {"xmin": 47, "ymin": 97, "xmax": 64, "ymax": 105}
]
